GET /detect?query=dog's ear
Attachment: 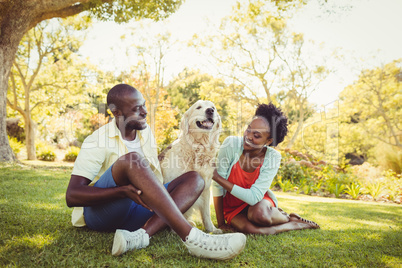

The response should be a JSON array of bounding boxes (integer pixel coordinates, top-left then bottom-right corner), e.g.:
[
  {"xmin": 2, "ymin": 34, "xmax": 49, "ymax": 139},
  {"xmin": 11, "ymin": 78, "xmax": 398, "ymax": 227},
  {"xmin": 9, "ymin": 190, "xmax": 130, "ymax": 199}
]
[{"xmin": 179, "ymin": 108, "xmax": 190, "ymax": 138}]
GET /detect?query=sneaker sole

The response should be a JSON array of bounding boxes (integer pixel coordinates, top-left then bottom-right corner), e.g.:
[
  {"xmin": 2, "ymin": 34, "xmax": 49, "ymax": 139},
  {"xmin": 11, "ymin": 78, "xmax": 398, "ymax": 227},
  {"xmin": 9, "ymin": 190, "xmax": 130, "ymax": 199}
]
[
  {"xmin": 112, "ymin": 230, "xmax": 125, "ymax": 256},
  {"xmin": 218, "ymin": 234, "xmax": 247, "ymax": 260},
  {"xmin": 188, "ymin": 233, "xmax": 247, "ymax": 260}
]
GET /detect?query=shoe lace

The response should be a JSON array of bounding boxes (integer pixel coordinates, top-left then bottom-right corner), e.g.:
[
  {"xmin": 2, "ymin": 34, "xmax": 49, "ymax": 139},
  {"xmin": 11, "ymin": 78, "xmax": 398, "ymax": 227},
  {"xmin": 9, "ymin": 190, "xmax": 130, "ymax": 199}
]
[
  {"xmin": 126, "ymin": 230, "xmax": 146, "ymax": 249},
  {"xmin": 190, "ymin": 231, "xmax": 230, "ymax": 252}
]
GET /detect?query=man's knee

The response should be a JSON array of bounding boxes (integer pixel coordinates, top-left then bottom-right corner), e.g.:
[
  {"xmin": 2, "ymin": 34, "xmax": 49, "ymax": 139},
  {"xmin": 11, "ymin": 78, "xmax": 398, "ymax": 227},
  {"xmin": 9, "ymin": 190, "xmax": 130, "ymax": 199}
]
[
  {"xmin": 117, "ymin": 152, "xmax": 150, "ymax": 170},
  {"xmin": 185, "ymin": 171, "xmax": 205, "ymax": 193}
]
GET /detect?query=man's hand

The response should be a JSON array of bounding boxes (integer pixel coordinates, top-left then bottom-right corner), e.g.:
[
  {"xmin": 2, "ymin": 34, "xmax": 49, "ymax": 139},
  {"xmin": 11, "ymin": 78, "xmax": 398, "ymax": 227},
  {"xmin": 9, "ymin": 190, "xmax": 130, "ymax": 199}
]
[{"xmin": 123, "ymin": 184, "xmax": 153, "ymax": 211}]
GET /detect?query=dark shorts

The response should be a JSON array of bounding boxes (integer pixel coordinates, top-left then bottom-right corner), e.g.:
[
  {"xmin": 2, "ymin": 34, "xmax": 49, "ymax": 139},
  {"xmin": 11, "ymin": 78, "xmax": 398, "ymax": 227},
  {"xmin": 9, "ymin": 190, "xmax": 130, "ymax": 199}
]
[{"xmin": 83, "ymin": 164, "xmax": 169, "ymax": 232}]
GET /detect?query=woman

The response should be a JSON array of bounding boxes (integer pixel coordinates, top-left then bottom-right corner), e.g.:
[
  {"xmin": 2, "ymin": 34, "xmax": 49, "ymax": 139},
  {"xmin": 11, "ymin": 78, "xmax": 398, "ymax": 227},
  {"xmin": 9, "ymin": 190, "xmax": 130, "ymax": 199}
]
[{"xmin": 213, "ymin": 103, "xmax": 319, "ymax": 234}]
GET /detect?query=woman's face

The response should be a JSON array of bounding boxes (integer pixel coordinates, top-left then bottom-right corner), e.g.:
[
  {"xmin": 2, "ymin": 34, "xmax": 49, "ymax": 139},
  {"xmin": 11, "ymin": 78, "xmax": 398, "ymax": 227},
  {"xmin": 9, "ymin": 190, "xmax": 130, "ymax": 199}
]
[{"xmin": 243, "ymin": 117, "xmax": 273, "ymax": 150}]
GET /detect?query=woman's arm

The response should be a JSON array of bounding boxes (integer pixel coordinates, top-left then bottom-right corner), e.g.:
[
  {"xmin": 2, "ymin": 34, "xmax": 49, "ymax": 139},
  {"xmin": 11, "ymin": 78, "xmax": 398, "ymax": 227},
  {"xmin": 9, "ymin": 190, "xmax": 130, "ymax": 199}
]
[
  {"xmin": 212, "ymin": 169, "xmax": 234, "ymax": 193},
  {"xmin": 228, "ymin": 150, "xmax": 282, "ymax": 206},
  {"xmin": 213, "ymin": 196, "xmax": 225, "ymax": 227}
]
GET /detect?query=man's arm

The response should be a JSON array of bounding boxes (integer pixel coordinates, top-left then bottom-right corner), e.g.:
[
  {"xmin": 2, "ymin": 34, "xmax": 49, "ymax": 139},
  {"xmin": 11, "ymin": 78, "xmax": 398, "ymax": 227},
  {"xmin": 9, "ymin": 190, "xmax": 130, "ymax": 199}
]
[{"xmin": 65, "ymin": 175, "xmax": 151, "ymax": 210}]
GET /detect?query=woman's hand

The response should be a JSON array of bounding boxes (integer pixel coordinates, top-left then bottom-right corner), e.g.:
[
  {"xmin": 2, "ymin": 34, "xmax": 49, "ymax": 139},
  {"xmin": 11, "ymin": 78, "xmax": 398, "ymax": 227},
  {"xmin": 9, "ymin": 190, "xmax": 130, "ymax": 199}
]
[
  {"xmin": 123, "ymin": 184, "xmax": 152, "ymax": 211},
  {"xmin": 218, "ymin": 223, "xmax": 236, "ymax": 232}
]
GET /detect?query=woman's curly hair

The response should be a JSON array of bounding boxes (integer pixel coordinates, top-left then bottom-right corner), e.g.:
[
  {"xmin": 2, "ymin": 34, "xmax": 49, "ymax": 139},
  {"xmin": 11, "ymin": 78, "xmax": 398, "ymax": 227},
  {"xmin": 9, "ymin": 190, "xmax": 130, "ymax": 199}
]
[{"xmin": 255, "ymin": 103, "xmax": 288, "ymax": 146}]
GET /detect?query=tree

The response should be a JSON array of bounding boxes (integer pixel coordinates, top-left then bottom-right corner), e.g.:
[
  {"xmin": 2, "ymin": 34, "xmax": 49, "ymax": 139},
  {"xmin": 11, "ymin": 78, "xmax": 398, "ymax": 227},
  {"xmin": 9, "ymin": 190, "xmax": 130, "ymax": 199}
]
[
  {"xmin": 194, "ymin": 0, "xmax": 287, "ymax": 105},
  {"xmin": 273, "ymin": 32, "xmax": 329, "ymax": 148},
  {"xmin": 291, "ymin": 60, "xmax": 402, "ymax": 167},
  {"xmin": 0, "ymin": 0, "xmax": 182, "ymax": 162},
  {"xmin": 166, "ymin": 69, "xmax": 247, "ymax": 141},
  {"xmin": 7, "ymin": 17, "xmax": 90, "ymax": 160},
  {"xmin": 113, "ymin": 23, "xmax": 175, "ymax": 137},
  {"xmin": 340, "ymin": 60, "xmax": 401, "ymax": 148},
  {"xmin": 194, "ymin": 0, "xmax": 329, "ymax": 148}
]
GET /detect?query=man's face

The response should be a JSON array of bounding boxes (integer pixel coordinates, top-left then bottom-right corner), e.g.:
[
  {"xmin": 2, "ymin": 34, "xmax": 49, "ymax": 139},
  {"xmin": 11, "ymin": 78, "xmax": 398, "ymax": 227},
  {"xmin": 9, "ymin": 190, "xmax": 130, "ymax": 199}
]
[{"xmin": 117, "ymin": 91, "xmax": 148, "ymax": 131}]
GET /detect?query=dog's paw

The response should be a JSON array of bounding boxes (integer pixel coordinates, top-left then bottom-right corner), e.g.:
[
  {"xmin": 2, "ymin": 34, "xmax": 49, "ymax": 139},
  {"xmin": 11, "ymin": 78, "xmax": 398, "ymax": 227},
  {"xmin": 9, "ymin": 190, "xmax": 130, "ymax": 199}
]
[
  {"xmin": 206, "ymin": 227, "xmax": 223, "ymax": 234},
  {"xmin": 212, "ymin": 228, "xmax": 223, "ymax": 234}
]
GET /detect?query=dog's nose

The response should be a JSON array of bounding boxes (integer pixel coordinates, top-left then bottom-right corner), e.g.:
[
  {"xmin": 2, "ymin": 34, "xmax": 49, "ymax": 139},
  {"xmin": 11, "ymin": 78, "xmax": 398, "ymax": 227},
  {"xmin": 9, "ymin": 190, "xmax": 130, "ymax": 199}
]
[{"xmin": 206, "ymin": 108, "xmax": 214, "ymax": 116}]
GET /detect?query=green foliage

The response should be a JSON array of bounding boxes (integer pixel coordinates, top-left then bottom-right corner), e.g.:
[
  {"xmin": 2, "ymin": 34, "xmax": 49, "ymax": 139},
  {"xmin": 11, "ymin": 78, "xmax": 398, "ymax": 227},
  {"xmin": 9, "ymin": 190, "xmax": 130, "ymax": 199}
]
[
  {"xmin": 274, "ymin": 150, "xmax": 401, "ymax": 203},
  {"xmin": 276, "ymin": 176, "xmax": 295, "ymax": 192},
  {"xmin": 36, "ymin": 141, "xmax": 56, "ymax": 161},
  {"xmin": 377, "ymin": 144, "xmax": 402, "ymax": 174},
  {"xmin": 85, "ymin": 0, "xmax": 183, "ymax": 23},
  {"xmin": 345, "ymin": 182, "xmax": 362, "ymax": 200},
  {"xmin": 339, "ymin": 60, "xmax": 402, "ymax": 166},
  {"xmin": 328, "ymin": 183, "xmax": 346, "ymax": 198},
  {"xmin": 8, "ymin": 136, "xmax": 24, "ymax": 154},
  {"xmin": 64, "ymin": 146, "xmax": 80, "ymax": 162},
  {"xmin": 277, "ymin": 162, "xmax": 307, "ymax": 185},
  {"xmin": 364, "ymin": 181, "xmax": 385, "ymax": 201},
  {"xmin": 382, "ymin": 170, "xmax": 402, "ymax": 202},
  {"xmin": 6, "ymin": 16, "xmax": 98, "ymax": 159}
]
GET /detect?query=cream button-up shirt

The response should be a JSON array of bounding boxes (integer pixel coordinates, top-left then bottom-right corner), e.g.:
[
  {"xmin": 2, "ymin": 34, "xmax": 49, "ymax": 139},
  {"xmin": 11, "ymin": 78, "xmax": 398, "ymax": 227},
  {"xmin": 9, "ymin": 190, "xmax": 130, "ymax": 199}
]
[{"xmin": 70, "ymin": 118, "xmax": 163, "ymax": 227}]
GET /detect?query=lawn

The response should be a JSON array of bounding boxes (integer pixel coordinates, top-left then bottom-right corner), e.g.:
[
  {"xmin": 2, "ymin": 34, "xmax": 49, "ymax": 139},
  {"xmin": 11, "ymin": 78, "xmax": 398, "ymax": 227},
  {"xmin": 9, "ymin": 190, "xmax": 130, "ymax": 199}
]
[{"xmin": 0, "ymin": 164, "xmax": 401, "ymax": 267}]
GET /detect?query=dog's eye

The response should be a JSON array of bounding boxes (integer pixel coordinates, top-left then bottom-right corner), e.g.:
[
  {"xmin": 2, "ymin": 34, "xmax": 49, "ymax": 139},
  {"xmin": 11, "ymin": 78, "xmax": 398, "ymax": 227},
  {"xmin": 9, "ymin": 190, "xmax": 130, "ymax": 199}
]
[{"xmin": 196, "ymin": 106, "xmax": 202, "ymax": 109}]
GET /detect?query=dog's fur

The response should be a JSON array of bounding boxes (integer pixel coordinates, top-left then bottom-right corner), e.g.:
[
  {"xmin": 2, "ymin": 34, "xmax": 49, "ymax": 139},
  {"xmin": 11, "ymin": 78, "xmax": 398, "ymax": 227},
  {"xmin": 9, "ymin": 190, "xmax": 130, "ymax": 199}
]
[{"xmin": 159, "ymin": 100, "xmax": 222, "ymax": 233}]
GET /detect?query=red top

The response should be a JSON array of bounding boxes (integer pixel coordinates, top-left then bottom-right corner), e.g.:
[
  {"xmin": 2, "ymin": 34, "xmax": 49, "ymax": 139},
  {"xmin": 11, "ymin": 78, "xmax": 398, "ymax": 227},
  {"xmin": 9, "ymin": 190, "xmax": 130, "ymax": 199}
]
[{"xmin": 223, "ymin": 161, "xmax": 275, "ymax": 224}]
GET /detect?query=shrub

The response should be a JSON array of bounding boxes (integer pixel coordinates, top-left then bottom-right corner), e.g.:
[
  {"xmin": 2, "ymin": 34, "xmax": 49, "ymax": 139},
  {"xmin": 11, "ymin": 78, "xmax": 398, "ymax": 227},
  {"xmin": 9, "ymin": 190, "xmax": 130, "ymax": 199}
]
[
  {"xmin": 276, "ymin": 176, "xmax": 295, "ymax": 192},
  {"xmin": 364, "ymin": 181, "xmax": 384, "ymax": 201},
  {"xmin": 36, "ymin": 142, "xmax": 56, "ymax": 161},
  {"xmin": 328, "ymin": 183, "xmax": 346, "ymax": 198},
  {"xmin": 345, "ymin": 182, "xmax": 362, "ymax": 200},
  {"xmin": 382, "ymin": 170, "xmax": 402, "ymax": 202},
  {"xmin": 8, "ymin": 136, "xmax": 24, "ymax": 154},
  {"xmin": 64, "ymin": 146, "xmax": 80, "ymax": 162},
  {"xmin": 278, "ymin": 162, "xmax": 307, "ymax": 184},
  {"xmin": 376, "ymin": 144, "xmax": 402, "ymax": 174}
]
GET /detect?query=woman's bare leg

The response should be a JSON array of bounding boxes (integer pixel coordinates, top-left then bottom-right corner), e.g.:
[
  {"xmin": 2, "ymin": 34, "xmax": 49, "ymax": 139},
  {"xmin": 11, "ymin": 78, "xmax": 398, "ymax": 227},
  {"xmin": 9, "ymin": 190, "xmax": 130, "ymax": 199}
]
[
  {"xmin": 230, "ymin": 200, "xmax": 319, "ymax": 235},
  {"xmin": 247, "ymin": 199, "xmax": 289, "ymax": 226},
  {"xmin": 231, "ymin": 213, "xmax": 319, "ymax": 235}
]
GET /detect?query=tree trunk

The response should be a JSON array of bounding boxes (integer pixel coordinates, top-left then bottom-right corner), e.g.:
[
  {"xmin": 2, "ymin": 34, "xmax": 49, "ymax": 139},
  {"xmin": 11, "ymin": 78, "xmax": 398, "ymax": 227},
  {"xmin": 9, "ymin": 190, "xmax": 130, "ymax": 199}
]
[
  {"xmin": 0, "ymin": 69, "xmax": 17, "ymax": 161},
  {"xmin": 0, "ymin": 6, "xmax": 32, "ymax": 162},
  {"xmin": 25, "ymin": 117, "xmax": 36, "ymax": 160}
]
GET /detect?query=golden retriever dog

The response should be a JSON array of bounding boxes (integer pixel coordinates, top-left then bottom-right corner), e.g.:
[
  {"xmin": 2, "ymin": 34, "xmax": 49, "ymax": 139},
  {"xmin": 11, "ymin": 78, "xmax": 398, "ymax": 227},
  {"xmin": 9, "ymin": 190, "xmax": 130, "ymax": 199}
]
[{"xmin": 159, "ymin": 100, "xmax": 222, "ymax": 233}]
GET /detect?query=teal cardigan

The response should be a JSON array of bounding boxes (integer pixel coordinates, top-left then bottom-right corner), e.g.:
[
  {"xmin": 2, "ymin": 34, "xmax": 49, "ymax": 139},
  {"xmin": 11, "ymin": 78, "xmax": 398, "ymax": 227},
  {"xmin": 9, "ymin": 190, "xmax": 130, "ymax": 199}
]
[{"xmin": 213, "ymin": 136, "xmax": 281, "ymax": 207}]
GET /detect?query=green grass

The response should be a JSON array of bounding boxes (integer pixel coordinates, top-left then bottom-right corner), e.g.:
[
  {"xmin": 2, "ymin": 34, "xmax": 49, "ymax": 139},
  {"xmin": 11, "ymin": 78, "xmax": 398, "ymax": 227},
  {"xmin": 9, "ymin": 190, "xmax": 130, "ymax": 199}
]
[{"xmin": 1, "ymin": 164, "xmax": 401, "ymax": 267}]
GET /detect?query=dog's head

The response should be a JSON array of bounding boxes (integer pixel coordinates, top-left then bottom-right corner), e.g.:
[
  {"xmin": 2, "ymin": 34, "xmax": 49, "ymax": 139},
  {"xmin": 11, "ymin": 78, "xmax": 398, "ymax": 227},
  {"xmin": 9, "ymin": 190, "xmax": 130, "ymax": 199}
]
[{"xmin": 179, "ymin": 100, "xmax": 221, "ymax": 144}]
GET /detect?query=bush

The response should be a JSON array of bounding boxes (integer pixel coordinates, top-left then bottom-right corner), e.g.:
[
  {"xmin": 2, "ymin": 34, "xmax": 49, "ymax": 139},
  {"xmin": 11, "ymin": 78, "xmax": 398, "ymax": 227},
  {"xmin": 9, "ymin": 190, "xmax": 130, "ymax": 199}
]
[
  {"xmin": 8, "ymin": 136, "xmax": 24, "ymax": 154},
  {"xmin": 345, "ymin": 183, "xmax": 362, "ymax": 200},
  {"xmin": 377, "ymin": 144, "xmax": 402, "ymax": 174},
  {"xmin": 36, "ymin": 141, "xmax": 56, "ymax": 161},
  {"xmin": 64, "ymin": 146, "xmax": 80, "ymax": 162}
]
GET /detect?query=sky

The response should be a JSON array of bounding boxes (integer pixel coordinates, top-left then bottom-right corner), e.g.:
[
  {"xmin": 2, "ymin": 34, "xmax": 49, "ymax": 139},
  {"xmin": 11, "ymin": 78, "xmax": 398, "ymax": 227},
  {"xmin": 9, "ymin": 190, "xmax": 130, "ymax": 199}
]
[{"xmin": 79, "ymin": 0, "xmax": 402, "ymax": 107}]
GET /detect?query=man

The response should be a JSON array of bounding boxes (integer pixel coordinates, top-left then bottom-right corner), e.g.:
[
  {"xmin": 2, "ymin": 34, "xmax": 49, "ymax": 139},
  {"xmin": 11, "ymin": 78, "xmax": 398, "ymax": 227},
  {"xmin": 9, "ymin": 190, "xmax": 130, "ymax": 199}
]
[{"xmin": 65, "ymin": 84, "xmax": 246, "ymax": 260}]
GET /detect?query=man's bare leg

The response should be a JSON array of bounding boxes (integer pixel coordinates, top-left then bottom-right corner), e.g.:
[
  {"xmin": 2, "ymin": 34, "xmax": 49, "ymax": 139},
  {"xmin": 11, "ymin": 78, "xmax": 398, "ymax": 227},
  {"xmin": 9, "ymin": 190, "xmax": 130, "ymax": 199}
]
[
  {"xmin": 112, "ymin": 152, "xmax": 196, "ymax": 240},
  {"xmin": 111, "ymin": 153, "xmax": 247, "ymax": 260},
  {"xmin": 142, "ymin": 172, "xmax": 205, "ymax": 237}
]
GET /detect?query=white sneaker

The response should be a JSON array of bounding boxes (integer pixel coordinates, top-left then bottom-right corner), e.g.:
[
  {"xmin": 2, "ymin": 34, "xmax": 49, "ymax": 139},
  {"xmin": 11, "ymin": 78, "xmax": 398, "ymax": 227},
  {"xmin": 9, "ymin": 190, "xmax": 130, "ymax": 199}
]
[
  {"xmin": 112, "ymin": 228, "xmax": 149, "ymax": 256},
  {"xmin": 183, "ymin": 228, "xmax": 246, "ymax": 260}
]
